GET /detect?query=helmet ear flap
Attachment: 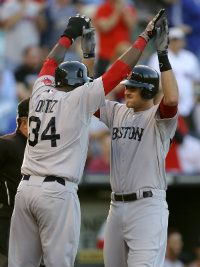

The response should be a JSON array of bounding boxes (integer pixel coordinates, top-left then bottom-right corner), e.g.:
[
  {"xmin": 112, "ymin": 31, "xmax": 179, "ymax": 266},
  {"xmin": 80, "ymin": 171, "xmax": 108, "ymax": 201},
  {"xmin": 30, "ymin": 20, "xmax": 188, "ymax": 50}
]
[
  {"xmin": 141, "ymin": 85, "xmax": 157, "ymax": 99},
  {"xmin": 77, "ymin": 68, "xmax": 83, "ymax": 78},
  {"xmin": 55, "ymin": 68, "xmax": 67, "ymax": 87}
]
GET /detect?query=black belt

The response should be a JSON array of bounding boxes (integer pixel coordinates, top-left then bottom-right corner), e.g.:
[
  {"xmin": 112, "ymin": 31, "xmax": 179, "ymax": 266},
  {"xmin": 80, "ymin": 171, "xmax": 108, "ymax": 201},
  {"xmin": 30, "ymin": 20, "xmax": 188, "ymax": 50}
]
[
  {"xmin": 113, "ymin": 190, "xmax": 153, "ymax": 202},
  {"xmin": 22, "ymin": 175, "xmax": 65, "ymax": 186}
]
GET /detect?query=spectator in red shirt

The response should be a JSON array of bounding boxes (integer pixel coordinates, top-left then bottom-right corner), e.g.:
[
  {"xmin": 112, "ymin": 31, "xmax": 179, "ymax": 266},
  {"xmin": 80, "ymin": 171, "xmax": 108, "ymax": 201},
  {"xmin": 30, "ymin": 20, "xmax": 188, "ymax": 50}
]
[{"xmin": 93, "ymin": 0, "xmax": 137, "ymax": 77}]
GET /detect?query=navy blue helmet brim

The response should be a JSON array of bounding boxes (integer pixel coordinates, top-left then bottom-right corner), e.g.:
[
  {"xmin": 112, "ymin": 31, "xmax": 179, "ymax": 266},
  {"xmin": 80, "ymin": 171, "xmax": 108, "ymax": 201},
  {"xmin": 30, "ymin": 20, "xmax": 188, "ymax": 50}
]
[{"xmin": 120, "ymin": 80, "xmax": 152, "ymax": 90}]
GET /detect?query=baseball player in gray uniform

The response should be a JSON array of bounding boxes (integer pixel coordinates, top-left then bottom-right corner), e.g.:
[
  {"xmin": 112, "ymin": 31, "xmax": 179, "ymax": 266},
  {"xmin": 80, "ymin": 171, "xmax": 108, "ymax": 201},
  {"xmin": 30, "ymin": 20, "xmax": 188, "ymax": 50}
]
[
  {"xmin": 8, "ymin": 10, "xmax": 165, "ymax": 267},
  {"xmin": 97, "ymin": 12, "xmax": 179, "ymax": 267}
]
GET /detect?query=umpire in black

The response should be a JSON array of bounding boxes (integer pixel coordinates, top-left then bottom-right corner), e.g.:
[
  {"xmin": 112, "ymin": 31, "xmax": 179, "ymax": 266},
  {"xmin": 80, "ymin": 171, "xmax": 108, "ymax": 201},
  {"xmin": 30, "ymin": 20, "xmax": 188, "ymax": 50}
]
[{"xmin": 0, "ymin": 98, "xmax": 29, "ymax": 267}]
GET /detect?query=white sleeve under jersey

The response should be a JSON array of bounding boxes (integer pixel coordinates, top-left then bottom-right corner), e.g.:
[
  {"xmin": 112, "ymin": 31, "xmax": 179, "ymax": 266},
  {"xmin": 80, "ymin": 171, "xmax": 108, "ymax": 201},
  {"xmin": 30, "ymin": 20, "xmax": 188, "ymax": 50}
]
[
  {"xmin": 99, "ymin": 100, "xmax": 178, "ymax": 193},
  {"xmin": 21, "ymin": 75, "xmax": 105, "ymax": 183}
]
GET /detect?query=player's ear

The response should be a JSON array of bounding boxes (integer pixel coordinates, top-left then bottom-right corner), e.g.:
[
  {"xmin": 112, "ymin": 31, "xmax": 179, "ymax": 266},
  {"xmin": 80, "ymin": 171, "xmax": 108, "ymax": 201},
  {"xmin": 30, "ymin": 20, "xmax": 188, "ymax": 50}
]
[
  {"xmin": 21, "ymin": 117, "xmax": 28, "ymax": 133},
  {"xmin": 25, "ymin": 118, "xmax": 28, "ymax": 129}
]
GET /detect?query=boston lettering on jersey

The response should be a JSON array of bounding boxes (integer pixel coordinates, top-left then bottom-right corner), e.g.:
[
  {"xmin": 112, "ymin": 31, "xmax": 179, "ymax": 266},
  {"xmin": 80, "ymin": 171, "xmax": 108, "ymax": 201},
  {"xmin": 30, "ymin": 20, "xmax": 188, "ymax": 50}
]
[
  {"xmin": 35, "ymin": 99, "xmax": 58, "ymax": 113},
  {"xmin": 112, "ymin": 127, "xmax": 144, "ymax": 141}
]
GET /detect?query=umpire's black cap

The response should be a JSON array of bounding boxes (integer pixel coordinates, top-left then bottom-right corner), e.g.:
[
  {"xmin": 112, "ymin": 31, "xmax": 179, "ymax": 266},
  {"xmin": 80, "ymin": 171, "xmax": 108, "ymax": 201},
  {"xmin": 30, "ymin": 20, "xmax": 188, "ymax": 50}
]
[{"xmin": 17, "ymin": 98, "xmax": 30, "ymax": 118}]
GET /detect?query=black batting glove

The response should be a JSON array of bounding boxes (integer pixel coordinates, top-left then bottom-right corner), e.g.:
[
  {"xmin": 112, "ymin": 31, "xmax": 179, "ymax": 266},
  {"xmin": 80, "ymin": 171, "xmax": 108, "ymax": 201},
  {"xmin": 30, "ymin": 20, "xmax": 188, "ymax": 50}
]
[
  {"xmin": 154, "ymin": 12, "xmax": 171, "ymax": 72},
  {"xmin": 140, "ymin": 9, "xmax": 165, "ymax": 42},
  {"xmin": 155, "ymin": 14, "xmax": 169, "ymax": 56},
  {"xmin": 62, "ymin": 14, "xmax": 91, "ymax": 41}
]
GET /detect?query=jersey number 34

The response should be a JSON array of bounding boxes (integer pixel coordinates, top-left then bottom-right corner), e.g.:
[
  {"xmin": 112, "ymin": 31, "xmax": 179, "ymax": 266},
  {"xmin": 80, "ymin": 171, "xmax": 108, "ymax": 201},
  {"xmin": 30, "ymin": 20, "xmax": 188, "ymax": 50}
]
[{"xmin": 28, "ymin": 116, "xmax": 60, "ymax": 147}]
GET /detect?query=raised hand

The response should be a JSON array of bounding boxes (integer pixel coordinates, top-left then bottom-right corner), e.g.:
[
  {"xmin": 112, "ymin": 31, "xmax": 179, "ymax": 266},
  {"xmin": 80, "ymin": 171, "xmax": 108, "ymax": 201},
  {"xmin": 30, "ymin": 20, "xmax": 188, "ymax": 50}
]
[
  {"xmin": 140, "ymin": 9, "xmax": 165, "ymax": 42},
  {"xmin": 154, "ymin": 14, "xmax": 169, "ymax": 55},
  {"xmin": 81, "ymin": 25, "xmax": 95, "ymax": 58},
  {"xmin": 62, "ymin": 14, "xmax": 91, "ymax": 41}
]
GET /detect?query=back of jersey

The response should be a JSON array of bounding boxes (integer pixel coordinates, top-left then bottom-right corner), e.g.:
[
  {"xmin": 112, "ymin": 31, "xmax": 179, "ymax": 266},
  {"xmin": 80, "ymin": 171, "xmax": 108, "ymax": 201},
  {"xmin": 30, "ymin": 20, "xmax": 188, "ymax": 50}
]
[{"xmin": 21, "ymin": 75, "xmax": 105, "ymax": 183}]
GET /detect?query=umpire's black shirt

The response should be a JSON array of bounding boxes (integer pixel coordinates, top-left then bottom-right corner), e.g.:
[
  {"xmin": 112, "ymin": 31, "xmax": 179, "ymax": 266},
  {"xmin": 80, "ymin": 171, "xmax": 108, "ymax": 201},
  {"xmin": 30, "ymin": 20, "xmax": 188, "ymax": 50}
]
[{"xmin": 0, "ymin": 130, "xmax": 27, "ymax": 209}]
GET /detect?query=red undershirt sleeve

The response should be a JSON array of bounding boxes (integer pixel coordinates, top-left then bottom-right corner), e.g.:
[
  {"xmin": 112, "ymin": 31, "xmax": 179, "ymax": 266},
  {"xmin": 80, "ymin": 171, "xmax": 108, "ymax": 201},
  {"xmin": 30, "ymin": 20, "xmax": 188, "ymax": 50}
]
[
  {"xmin": 102, "ymin": 37, "xmax": 147, "ymax": 95},
  {"xmin": 99, "ymin": 37, "xmax": 147, "ymax": 118},
  {"xmin": 159, "ymin": 98, "xmax": 178, "ymax": 118},
  {"xmin": 102, "ymin": 59, "xmax": 132, "ymax": 95},
  {"xmin": 38, "ymin": 58, "xmax": 58, "ymax": 77}
]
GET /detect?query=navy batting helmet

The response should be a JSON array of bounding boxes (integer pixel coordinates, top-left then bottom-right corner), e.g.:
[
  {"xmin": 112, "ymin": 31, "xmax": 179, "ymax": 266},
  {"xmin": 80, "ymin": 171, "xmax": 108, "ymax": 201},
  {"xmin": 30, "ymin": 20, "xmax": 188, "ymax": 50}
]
[
  {"xmin": 55, "ymin": 61, "xmax": 92, "ymax": 88},
  {"xmin": 121, "ymin": 65, "xmax": 159, "ymax": 99}
]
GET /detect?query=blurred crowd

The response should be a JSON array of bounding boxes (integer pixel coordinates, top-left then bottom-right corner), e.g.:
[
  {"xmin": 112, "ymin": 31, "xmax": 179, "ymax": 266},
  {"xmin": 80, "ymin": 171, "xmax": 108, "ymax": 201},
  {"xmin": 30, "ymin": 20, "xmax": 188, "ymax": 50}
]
[{"xmin": 1, "ymin": 0, "xmax": 200, "ymax": 175}]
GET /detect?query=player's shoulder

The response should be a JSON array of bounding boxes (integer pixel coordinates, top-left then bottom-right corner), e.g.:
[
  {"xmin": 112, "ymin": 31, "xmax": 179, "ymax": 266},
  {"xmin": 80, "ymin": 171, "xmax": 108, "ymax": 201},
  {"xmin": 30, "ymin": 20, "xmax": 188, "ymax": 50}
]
[
  {"xmin": 87, "ymin": 77, "xmax": 103, "ymax": 87},
  {"xmin": 0, "ymin": 133, "xmax": 16, "ymax": 150},
  {"xmin": 32, "ymin": 75, "xmax": 55, "ymax": 95},
  {"xmin": 141, "ymin": 104, "xmax": 160, "ymax": 119},
  {"xmin": 76, "ymin": 77, "xmax": 104, "ymax": 95},
  {"xmin": 0, "ymin": 132, "xmax": 16, "ymax": 141},
  {"xmin": 34, "ymin": 75, "xmax": 55, "ymax": 88},
  {"xmin": 104, "ymin": 100, "xmax": 126, "ymax": 113}
]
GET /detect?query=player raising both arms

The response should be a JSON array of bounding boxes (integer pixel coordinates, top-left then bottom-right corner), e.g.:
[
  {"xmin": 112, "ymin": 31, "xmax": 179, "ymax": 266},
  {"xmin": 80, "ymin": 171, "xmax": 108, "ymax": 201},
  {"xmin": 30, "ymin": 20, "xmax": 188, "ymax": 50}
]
[
  {"xmin": 97, "ymin": 11, "xmax": 179, "ymax": 267},
  {"xmin": 8, "ymin": 11, "xmax": 165, "ymax": 267}
]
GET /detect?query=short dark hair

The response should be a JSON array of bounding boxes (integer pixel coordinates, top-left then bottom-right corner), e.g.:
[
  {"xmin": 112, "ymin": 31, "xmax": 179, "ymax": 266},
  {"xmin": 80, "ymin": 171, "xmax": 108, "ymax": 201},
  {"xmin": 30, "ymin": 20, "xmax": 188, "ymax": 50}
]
[{"xmin": 17, "ymin": 98, "xmax": 30, "ymax": 118}]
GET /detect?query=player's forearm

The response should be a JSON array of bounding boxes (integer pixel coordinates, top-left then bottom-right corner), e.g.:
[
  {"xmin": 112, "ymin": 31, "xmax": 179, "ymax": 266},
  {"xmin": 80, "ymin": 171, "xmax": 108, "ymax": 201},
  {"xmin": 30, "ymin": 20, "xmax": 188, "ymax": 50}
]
[
  {"xmin": 161, "ymin": 69, "xmax": 179, "ymax": 106},
  {"xmin": 102, "ymin": 37, "xmax": 147, "ymax": 95},
  {"xmin": 40, "ymin": 15, "xmax": 92, "ymax": 77},
  {"xmin": 119, "ymin": 38, "xmax": 146, "ymax": 66},
  {"xmin": 39, "ymin": 37, "xmax": 72, "ymax": 77},
  {"xmin": 82, "ymin": 58, "xmax": 95, "ymax": 78},
  {"xmin": 47, "ymin": 44, "xmax": 67, "ymax": 65},
  {"xmin": 158, "ymin": 53, "xmax": 179, "ymax": 106},
  {"xmin": 48, "ymin": 37, "xmax": 72, "ymax": 64},
  {"xmin": 157, "ymin": 51, "xmax": 178, "ymax": 117}
]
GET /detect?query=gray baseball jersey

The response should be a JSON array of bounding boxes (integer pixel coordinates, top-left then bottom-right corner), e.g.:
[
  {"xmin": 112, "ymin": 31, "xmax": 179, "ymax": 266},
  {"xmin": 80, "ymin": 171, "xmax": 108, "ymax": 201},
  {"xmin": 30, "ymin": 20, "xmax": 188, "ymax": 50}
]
[
  {"xmin": 21, "ymin": 75, "xmax": 105, "ymax": 183},
  {"xmin": 100, "ymin": 100, "xmax": 178, "ymax": 193}
]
